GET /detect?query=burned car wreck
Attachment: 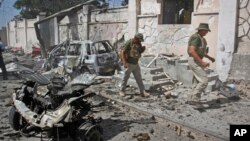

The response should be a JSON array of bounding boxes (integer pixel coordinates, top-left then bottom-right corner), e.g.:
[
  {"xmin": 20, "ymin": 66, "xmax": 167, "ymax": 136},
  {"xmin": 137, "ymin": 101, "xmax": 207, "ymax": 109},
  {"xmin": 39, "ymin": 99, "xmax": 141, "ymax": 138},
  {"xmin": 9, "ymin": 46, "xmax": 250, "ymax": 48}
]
[
  {"xmin": 45, "ymin": 39, "xmax": 119, "ymax": 78},
  {"xmin": 9, "ymin": 71, "xmax": 103, "ymax": 141}
]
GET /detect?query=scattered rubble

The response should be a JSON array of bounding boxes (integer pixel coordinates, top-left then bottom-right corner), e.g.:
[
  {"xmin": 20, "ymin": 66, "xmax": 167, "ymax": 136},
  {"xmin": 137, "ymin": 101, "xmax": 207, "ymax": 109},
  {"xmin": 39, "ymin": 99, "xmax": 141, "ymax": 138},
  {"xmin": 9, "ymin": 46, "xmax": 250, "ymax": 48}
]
[{"xmin": 0, "ymin": 51, "xmax": 249, "ymax": 141}]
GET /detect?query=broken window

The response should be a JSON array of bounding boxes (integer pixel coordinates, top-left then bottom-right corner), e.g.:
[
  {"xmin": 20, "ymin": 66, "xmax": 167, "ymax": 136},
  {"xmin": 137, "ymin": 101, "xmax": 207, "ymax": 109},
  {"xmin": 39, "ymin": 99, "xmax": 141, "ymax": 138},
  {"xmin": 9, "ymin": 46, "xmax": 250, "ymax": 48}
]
[
  {"xmin": 162, "ymin": 0, "xmax": 193, "ymax": 24},
  {"xmin": 93, "ymin": 42, "xmax": 112, "ymax": 54},
  {"xmin": 68, "ymin": 44, "xmax": 81, "ymax": 56}
]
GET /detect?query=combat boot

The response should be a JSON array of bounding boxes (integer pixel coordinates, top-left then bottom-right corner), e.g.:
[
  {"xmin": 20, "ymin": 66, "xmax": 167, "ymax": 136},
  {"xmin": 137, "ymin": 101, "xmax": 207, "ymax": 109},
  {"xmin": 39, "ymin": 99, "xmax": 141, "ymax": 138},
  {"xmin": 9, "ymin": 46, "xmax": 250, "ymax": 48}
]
[{"xmin": 141, "ymin": 90, "xmax": 150, "ymax": 97}]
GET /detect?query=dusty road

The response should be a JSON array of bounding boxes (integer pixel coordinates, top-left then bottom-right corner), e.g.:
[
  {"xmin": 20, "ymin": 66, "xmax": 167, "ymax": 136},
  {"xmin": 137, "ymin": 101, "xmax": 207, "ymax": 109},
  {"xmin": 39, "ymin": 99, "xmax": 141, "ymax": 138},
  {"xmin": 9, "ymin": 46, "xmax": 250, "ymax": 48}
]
[
  {"xmin": 1, "ymin": 62, "xmax": 250, "ymax": 141},
  {"xmin": 0, "ymin": 79, "xmax": 193, "ymax": 141}
]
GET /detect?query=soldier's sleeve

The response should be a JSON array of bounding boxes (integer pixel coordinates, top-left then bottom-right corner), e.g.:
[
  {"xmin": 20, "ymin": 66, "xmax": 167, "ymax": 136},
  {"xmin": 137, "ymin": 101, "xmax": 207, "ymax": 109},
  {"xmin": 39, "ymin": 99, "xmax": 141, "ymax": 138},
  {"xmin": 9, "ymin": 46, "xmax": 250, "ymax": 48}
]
[
  {"xmin": 189, "ymin": 36, "xmax": 200, "ymax": 47},
  {"xmin": 189, "ymin": 37, "xmax": 200, "ymax": 47}
]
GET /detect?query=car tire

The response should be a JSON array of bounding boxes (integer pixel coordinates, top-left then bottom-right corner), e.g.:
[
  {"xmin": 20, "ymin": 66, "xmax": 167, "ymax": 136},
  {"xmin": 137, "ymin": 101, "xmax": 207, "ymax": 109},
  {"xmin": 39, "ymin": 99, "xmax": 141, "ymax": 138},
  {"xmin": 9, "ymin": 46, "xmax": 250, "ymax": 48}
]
[
  {"xmin": 76, "ymin": 122, "xmax": 103, "ymax": 141},
  {"xmin": 9, "ymin": 106, "xmax": 21, "ymax": 131}
]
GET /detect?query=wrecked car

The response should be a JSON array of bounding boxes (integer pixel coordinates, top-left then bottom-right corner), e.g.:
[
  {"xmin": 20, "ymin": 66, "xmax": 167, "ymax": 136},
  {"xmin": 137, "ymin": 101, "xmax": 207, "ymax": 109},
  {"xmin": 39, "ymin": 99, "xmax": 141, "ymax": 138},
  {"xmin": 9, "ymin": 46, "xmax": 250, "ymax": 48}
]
[
  {"xmin": 46, "ymin": 39, "xmax": 118, "ymax": 77},
  {"xmin": 9, "ymin": 71, "xmax": 103, "ymax": 141}
]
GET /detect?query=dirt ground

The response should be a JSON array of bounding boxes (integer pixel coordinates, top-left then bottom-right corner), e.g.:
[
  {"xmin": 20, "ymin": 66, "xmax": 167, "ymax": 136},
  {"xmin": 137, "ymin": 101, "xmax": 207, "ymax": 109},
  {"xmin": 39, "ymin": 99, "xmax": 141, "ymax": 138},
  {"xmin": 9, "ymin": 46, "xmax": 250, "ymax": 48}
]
[
  {"xmin": 2, "ymin": 79, "xmax": 249, "ymax": 141},
  {"xmin": 0, "ymin": 79, "xmax": 193, "ymax": 141},
  {"xmin": 1, "ymin": 52, "xmax": 250, "ymax": 141},
  {"xmin": 89, "ymin": 79, "xmax": 250, "ymax": 140}
]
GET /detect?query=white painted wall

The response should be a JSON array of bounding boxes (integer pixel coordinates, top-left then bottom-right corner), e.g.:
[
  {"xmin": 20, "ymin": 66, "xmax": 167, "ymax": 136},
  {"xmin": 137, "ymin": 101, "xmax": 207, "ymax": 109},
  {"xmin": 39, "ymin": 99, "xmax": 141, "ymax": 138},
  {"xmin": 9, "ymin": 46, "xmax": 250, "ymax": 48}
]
[
  {"xmin": 216, "ymin": 0, "xmax": 238, "ymax": 81},
  {"xmin": 7, "ymin": 19, "xmax": 39, "ymax": 53}
]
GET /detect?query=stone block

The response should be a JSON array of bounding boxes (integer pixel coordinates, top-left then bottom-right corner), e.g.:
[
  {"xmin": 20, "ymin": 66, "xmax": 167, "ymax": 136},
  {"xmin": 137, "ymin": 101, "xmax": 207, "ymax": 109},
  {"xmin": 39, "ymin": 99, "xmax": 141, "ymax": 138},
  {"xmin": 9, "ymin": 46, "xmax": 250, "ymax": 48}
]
[
  {"xmin": 151, "ymin": 73, "xmax": 168, "ymax": 81},
  {"xmin": 177, "ymin": 63, "xmax": 190, "ymax": 70},
  {"xmin": 176, "ymin": 64, "xmax": 193, "ymax": 87},
  {"xmin": 141, "ymin": 67, "xmax": 164, "ymax": 75},
  {"xmin": 229, "ymin": 54, "xmax": 250, "ymax": 80},
  {"xmin": 205, "ymin": 80, "xmax": 217, "ymax": 92},
  {"xmin": 208, "ymin": 72, "xmax": 219, "ymax": 82}
]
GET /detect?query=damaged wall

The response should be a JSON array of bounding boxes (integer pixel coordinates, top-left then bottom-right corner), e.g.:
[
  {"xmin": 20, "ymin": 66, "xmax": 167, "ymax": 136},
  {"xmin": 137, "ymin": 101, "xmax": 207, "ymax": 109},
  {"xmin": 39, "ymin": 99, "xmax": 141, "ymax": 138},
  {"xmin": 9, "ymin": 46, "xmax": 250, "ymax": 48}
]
[
  {"xmin": 88, "ymin": 7, "xmax": 128, "ymax": 46},
  {"xmin": 138, "ymin": 0, "xmax": 192, "ymax": 56},
  {"xmin": 229, "ymin": 0, "xmax": 250, "ymax": 80},
  {"xmin": 58, "ymin": 6, "xmax": 128, "ymax": 49},
  {"xmin": 59, "ymin": 10, "xmax": 84, "ymax": 42},
  {"xmin": 59, "ymin": 6, "xmax": 128, "ymax": 50},
  {"xmin": 7, "ymin": 19, "xmax": 40, "ymax": 53},
  {"xmin": 7, "ymin": 0, "xmax": 244, "ymax": 81},
  {"xmin": 137, "ymin": 0, "xmax": 218, "ymax": 69}
]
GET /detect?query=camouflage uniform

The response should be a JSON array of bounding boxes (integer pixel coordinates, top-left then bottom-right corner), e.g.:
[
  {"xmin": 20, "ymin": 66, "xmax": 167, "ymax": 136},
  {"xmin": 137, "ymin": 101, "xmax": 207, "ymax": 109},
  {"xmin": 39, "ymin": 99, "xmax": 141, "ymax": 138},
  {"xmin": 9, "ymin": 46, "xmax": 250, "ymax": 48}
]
[
  {"xmin": 120, "ymin": 39, "xmax": 145, "ymax": 94},
  {"xmin": 188, "ymin": 33, "xmax": 208, "ymax": 101}
]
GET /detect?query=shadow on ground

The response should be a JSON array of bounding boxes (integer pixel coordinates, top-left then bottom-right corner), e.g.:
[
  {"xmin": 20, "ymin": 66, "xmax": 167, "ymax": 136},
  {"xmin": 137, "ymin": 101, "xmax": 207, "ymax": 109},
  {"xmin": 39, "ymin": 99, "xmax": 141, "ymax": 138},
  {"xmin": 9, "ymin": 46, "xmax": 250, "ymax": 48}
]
[
  {"xmin": 195, "ymin": 97, "xmax": 241, "ymax": 112},
  {"xmin": 101, "ymin": 117, "xmax": 156, "ymax": 140}
]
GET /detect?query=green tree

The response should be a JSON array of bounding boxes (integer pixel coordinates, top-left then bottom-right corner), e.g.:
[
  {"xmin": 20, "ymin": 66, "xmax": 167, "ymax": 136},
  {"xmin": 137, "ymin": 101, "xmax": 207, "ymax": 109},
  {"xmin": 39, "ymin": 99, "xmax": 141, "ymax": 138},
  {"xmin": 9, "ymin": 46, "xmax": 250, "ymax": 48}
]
[
  {"xmin": 14, "ymin": 0, "xmax": 108, "ymax": 19},
  {"xmin": 121, "ymin": 0, "xmax": 128, "ymax": 6}
]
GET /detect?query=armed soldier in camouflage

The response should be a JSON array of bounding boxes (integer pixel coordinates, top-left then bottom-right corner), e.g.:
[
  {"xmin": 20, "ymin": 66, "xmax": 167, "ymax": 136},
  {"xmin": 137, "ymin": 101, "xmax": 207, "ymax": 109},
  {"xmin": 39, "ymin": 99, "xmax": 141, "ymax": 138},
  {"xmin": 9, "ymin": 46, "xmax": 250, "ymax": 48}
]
[
  {"xmin": 187, "ymin": 23, "xmax": 215, "ymax": 104},
  {"xmin": 119, "ymin": 33, "xmax": 150, "ymax": 97}
]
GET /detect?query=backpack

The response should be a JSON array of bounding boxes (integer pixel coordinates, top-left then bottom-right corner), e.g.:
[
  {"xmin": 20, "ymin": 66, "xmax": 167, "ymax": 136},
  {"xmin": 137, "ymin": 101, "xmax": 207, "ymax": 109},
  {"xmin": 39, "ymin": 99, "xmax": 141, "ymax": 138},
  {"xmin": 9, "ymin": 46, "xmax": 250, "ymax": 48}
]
[{"xmin": 119, "ymin": 40, "xmax": 145, "ymax": 63}]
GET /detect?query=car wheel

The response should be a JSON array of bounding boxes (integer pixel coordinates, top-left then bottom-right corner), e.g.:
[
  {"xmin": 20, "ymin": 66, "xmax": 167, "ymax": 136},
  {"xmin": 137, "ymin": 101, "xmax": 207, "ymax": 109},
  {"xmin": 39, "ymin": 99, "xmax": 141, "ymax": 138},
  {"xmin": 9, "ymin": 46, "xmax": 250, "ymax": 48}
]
[
  {"xmin": 76, "ymin": 122, "xmax": 103, "ymax": 141},
  {"xmin": 9, "ymin": 106, "xmax": 21, "ymax": 131}
]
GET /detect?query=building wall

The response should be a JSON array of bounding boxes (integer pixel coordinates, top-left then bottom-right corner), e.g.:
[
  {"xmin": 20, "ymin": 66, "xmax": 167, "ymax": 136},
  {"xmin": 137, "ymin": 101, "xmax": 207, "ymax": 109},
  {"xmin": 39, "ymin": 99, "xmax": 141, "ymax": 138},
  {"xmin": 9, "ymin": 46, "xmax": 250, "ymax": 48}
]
[
  {"xmin": 7, "ymin": 19, "xmax": 40, "ymax": 53},
  {"xmin": 59, "ymin": 10, "xmax": 88, "ymax": 42},
  {"xmin": 7, "ymin": 21, "xmax": 16, "ymax": 47},
  {"xmin": 136, "ymin": 0, "xmax": 219, "ymax": 69},
  {"xmin": 16, "ymin": 21, "xmax": 26, "ymax": 49},
  {"xmin": 229, "ymin": 0, "xmax": 250, "ymax": 80},
  {"xmin": 237, "ymin": 0, "xmax": 250, "ymax": 54},
  {"xmin": 89, "ymin": 7, "xmax": 128, "ymax": 44},
  {"xmin": 58, "ymin": 6, "xmax": 129, "ymax": 49}
]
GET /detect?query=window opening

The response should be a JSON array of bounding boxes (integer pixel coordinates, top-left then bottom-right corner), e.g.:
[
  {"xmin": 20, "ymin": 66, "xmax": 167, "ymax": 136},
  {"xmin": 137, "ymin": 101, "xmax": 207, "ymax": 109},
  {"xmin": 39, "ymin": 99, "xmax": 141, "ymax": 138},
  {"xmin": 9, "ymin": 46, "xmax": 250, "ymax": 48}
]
[
  {"xmin": 94, "ymin": 42, "xmax": 112, "ymax": 54},
  {"xmin": 162, "ymin": 0, "xmax": 193, "ymax": 24},
  {"xmin": 68, "ymin": 44, "xmax": 81, "ymax": 56}
]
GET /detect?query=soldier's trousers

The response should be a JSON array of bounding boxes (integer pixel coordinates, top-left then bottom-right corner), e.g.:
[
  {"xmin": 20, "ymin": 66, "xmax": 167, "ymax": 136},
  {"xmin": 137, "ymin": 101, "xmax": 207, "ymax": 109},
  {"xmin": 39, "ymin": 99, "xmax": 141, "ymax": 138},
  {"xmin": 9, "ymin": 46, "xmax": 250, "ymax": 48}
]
[
  {"xmin": 188, "ymin": 57, "xmax": 208, "ymax": 101},
  {"xmin": 121, "ymin": 63, "xmax": 144, "ymax": 94},
  {"xmin": 0, "ymin": 54, "xmax": 7, "ymax": 80}
]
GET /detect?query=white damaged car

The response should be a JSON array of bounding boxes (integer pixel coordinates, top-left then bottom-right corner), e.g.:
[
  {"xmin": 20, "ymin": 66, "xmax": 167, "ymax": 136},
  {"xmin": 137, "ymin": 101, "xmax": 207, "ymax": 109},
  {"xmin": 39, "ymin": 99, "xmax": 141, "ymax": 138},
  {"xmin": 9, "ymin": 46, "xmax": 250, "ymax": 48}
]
[{"xmin": 46, "ymin": 39, "xmax": 118, "ymax": 77}]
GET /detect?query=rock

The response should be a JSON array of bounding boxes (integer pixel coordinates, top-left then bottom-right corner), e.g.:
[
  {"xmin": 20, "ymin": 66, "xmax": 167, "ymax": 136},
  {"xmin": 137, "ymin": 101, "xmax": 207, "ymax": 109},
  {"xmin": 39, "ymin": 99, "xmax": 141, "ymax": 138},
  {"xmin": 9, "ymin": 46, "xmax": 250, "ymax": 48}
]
[
  {"xmin": 149, "ymin": 128, "xmax": 154, "ymax": 134},
  {"xmin": 133, "ymin": 133, "xmax": 150, "ymax": 141},
  {"xmin": 125, "ymin": 95, "xmax": 133, "ymax": 100},
  {"xmin": 124, "ymin": 126, "xmax": 130, "ymax": 132},
  {"xmin": 164, "ymin": 91, "xmax": 172, "ymax": 99},
  {"xmin": 150, "ymin": 115, "xmax": 156, "ymax": 120},
  {"xmin": 187, "ymin": 132, "xmax": 195, "ymax": 139},
  {"xmin": 176, "ymin": 82, "xmax": 183, "ymax": 86}
]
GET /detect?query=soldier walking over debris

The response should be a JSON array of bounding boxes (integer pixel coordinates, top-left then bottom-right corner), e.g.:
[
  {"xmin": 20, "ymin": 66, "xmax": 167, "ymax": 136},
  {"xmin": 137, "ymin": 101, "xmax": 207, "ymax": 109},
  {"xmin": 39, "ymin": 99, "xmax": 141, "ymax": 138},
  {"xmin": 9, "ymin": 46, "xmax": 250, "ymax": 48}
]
[
  {"xmin": 119, "ymin": 33, "xmax": 150, "ymax": 97},
  {"xmin": 187, "ymin": 23, "xmax": 215, "ymax": 104},
  {"xmin": 0, "ymin": 36, "xmax": 8, "ymax": 80}
]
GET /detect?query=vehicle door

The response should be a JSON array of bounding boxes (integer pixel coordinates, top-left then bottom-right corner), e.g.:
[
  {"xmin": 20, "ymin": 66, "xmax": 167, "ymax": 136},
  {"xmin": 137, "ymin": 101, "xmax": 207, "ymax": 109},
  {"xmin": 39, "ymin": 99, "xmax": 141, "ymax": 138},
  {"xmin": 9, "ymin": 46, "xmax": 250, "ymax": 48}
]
[
  {"xmin": 64, "ymin": 43, "xmax": 82, "ymax": 73},
  {"xmin": 47, "ymin": 40, "xmax": 68, "ymax": 69},
  {"xmin": 94, "ymin": 41, "xmax": 118, "ymax": 66}
]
